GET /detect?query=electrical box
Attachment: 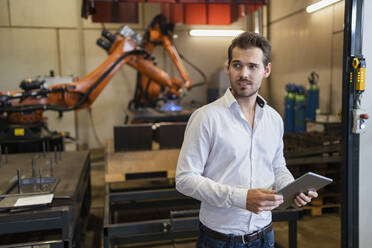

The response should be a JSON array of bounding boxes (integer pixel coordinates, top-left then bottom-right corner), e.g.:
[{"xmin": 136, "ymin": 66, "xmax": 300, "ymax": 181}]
[{"xmin": 352, "ymin": 109, "xmax": 368, "ymax": 134}]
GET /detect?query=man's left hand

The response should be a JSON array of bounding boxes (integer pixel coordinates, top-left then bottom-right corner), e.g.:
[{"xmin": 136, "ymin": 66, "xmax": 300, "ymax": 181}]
[{"xmin": 293, "ymin": 190, "xmax": 318, "ymax": 207}]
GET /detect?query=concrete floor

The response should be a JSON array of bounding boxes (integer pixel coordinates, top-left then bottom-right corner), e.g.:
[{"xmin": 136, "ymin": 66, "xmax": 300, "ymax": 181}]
[{"xmin": 85, "ymin": 152, "xmax": 341, "ymax": 248}]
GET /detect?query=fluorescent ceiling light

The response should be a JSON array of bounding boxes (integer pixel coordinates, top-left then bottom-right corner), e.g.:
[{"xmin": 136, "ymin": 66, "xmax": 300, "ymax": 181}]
[
  {"xmin": 306, "ymin": 0, "xmax": 341, "ymax": 13},
  {"xmin": 189, "ymin": 29, "xmax": 245, "ymax": 37}
]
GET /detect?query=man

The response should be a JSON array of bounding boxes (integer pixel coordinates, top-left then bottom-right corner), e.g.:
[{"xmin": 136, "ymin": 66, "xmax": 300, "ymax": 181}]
[{"xmin": 176, "ymin": 32, "xmax": 318, "ymax": 247}]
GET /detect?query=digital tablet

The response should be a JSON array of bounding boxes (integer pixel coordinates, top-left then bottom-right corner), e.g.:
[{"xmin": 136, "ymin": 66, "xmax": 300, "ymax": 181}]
[{"xmin": 276, "ymin": 172, "xmax": 333, "ymax": 210}]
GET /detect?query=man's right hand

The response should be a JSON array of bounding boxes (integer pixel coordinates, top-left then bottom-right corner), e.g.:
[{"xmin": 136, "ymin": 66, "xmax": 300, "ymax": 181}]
[{"xmin": 246, "ymin": 189, "xmax": 284, "ymax": 214}]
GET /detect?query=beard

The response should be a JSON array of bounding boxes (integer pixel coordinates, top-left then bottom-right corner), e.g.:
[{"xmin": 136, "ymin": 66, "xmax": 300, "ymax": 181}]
[
  {"xmin": 231, "ymin": 80, "xmax": 260, "ymax": 99},
  {"xmin": 234, "ymin": 88, "xmax": 259, "ymax": 98}
]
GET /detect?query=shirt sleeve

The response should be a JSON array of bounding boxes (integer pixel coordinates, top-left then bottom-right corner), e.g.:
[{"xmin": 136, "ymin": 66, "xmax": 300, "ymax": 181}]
[
  {"xmin": 175, "ymin": 109, "xmax": 248, "ymax": 210},
  {"xmin": 273, "ymin": 118, "xmax": 295, "ymax": 191}
]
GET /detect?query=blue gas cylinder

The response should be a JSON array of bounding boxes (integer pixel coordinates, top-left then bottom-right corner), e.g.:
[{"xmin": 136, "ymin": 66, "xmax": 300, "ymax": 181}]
[
  {"xmin": 295, "ymin": 86, "xmax": 306, "ymax": 133},
  {"xmin": 306, "ymin": 72, "xmax": 319, "ymax": 120},
  {"xmin": 284, "ymin": 83, "xmax": 297, "ymax": 133}
]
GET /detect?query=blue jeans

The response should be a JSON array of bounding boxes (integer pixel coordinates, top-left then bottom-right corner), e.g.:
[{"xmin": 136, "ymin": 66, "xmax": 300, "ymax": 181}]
[{"xmin": 196, "ymin": 223, "xmax": 275, "ymax": 248}]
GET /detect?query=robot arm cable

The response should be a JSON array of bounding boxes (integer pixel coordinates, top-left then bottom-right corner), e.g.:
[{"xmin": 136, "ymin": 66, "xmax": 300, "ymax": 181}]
[
  {"xmin": 173, "ymin": 43, "xmax": 206, "ymax": 89},
  {"xmin": 0, "ymin": 49, "xmax": 145, "ymax": 113}
]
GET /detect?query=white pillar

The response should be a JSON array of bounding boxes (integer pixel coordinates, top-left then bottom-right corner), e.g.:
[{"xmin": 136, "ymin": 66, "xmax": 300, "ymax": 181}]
[{"xmin": 359, "ymin": 0, "xmax": 372, "ymax": 246}]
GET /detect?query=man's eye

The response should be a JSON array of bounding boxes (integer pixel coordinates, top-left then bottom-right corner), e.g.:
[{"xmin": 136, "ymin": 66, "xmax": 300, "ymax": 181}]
[
  {"xmin": 232, "ymin": 63, "xmax": 242, "ymax": 70},
  {"xmin": 249, "ymin": 64, "xmax": 257, "ymax": 69}
]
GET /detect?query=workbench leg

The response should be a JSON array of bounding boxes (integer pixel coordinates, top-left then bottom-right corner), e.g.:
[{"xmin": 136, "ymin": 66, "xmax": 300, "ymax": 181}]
[
  {"xmin": 288, "ymin": 220, "xmax": 297, "ymax": 248},
  {"xmin": 61, "ymin": 210, "xmax": 73, "ymax": 248},
  {"xmin": 65, "ymin": 240, "xmax": 72, "ymax": 248},
  {"xmin": 104, "ymin": 234, "xmax": 109, "ymax": 248}
]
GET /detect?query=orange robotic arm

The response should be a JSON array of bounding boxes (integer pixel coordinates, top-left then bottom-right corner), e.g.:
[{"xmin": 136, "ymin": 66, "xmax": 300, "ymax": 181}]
[
  {"xmin": 0, "ymin": 25, "xmax": 182, "ymax": 124},
  {"xmin": 130, "ymin": 14, "xmax": 194, "ymax": 108},
  {"xmin": 143, "ymin": 15, "xmax": 192, "ymax": 89}
]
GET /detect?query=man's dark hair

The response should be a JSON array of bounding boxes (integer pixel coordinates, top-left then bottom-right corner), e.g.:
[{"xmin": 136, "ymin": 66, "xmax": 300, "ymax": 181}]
[{"xmin": 228, "ymin": 32, "xmax": 271, "ymax": 67}]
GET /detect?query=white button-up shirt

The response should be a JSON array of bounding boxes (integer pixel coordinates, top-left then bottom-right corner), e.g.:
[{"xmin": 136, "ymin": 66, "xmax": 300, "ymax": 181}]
[{"xmin": 176, "ymin": 89, "xmax": 294, "ymax": 235}]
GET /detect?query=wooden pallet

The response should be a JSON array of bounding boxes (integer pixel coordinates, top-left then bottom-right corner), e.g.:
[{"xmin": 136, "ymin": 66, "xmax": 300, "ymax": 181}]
[
  {"xmin": 302, "ymin": 204, "xmax": 341, "ymax": 216},
  {"xmin": 105, "ymin": 139, "xmax": 180, "ymax": 183},
  {"xmin": 311, "ymin": 193, "xmax": 340, "ymax": 205}
]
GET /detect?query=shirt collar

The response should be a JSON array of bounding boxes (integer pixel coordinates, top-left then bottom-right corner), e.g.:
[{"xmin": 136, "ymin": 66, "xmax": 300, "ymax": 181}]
[{"xmin": 223, "ymin": 88, "xmax": 267, "ymax": 109}]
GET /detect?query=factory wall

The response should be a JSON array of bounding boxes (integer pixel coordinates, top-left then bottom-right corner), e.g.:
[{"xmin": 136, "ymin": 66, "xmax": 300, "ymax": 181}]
[
  {"xmin": 0, "ymin": 0, "xmax": 251, "ymax": 149},
  {"xmin": 267, "ymin": 0, "xmax": 344, "ymax": 116},
  {"xmin": 0, "ymin": 0, "xmax": 346, "ymax": 149}
]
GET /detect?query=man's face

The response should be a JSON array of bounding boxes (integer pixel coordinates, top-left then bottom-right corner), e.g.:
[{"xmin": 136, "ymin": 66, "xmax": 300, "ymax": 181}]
[{"xmin": 227, "ymin": 47, "xmax": 271, "ymax": 99}]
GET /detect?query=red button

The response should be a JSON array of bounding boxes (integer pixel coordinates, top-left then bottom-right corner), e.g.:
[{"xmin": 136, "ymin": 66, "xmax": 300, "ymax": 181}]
[{"xmin": 360, "ymin": 114, "xmax": 369, "ymax": 120}]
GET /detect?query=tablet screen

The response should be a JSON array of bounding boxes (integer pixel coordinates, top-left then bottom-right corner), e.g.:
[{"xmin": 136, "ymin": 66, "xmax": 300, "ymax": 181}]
[{"xmin": 276, "ymin": 172, "xmax": 333, "ymax": 210}]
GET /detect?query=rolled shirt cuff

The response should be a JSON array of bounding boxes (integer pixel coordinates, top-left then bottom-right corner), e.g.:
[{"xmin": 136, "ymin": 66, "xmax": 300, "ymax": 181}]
[{"xmin": 231, "ymin": 187, "xmax": 248, "ymax": 209}]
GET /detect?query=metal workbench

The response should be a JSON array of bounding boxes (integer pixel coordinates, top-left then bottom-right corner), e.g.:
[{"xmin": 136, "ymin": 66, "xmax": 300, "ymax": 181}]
[
  {"xmin": 0, "ymin": 151, "xmax": 91, "ymax": 247},
  {"xmin": 104, "ymin": 183, "xmax": 301, "ymax": 248}
]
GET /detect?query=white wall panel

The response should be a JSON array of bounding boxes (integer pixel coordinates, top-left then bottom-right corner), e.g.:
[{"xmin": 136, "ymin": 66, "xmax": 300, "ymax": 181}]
[
  {"xmin": 0, "ymin": 0, "xmax": 10, "ymax": 26},
  {"xmin": 82, "ymin": 16, "xmax": 123, "ymax": 30},
  {"xmin": 10, "ymin": 0, "xmax": 77, "ymax": 28},
  {"xmin": 0, "ymin": 28, "xmax": 58, "ymax": 91},
  {"xmin": 59, "ymin": 29, "xmax": 81, "ymax": 77}
]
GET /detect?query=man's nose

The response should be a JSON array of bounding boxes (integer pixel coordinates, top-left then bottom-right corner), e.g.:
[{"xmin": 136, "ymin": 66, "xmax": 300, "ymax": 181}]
[{"xmin": 240, "ymin": 65, "xmax": 250, "ymax": 78}]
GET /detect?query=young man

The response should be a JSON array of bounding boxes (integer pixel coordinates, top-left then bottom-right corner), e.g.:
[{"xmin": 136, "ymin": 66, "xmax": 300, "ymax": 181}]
[{"xmin": 176, "ymin": 32, "xmax": 317, "ymax": 247}]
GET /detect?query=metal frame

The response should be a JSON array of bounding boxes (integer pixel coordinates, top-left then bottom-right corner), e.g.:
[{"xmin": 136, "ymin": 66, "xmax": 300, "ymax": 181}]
[
  {"xmin": 104, "ymin": 186, "xmax": 301, "ymax": 248},
  {"xmin": 0, "ymin": 154, "xmax": 91, "ymax": 247},
  {"xmin": 342, "ymin": 0, "xmax": 364, "ymax": 247},
  {"xmin": 0, "ymin": 206, "xmax": 71, "ymax": 247},
  {"xmin": 0, "ymin": 240, "xmax": 65, "ymax": 248}
]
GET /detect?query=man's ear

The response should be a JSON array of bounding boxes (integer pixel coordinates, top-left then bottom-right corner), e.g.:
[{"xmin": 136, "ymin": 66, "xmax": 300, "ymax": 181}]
[
  {"xmin": 225, "ymin": 63, "xmax": 230, "ymax": 75},
  {"xmin": 264, "ymin": 62, "xmax": 271, "ymax": 78}
]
